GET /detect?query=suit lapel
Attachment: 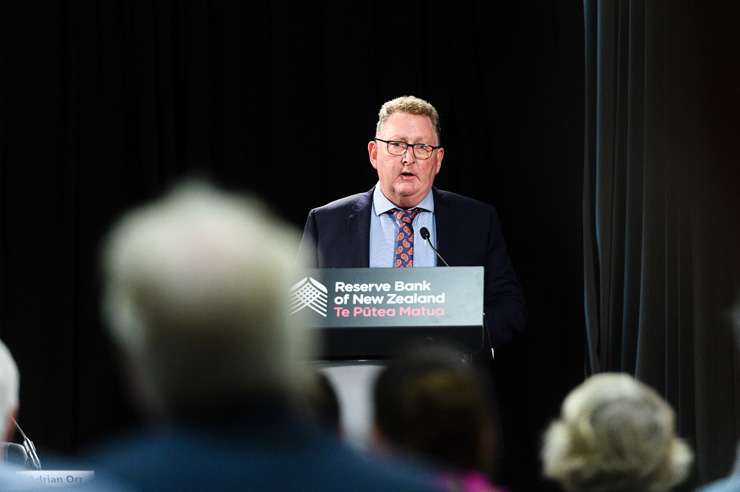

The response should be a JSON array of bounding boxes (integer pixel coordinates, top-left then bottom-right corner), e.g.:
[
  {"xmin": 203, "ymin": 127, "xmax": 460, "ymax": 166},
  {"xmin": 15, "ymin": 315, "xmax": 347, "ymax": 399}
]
[
  {"xmin": 347, "ymin": 188, "xmax": 372, "ymax": 267},
  {"xmin": 432, "ymin": 188, "xmax": 452, "ymax": 265}
]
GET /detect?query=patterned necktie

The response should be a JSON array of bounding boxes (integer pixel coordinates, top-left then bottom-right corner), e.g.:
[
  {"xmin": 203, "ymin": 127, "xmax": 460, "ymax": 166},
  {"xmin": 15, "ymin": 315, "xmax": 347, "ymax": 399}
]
[{"xmin": 392, "ymin": 208, "xmax": 421, "ymax": 268}]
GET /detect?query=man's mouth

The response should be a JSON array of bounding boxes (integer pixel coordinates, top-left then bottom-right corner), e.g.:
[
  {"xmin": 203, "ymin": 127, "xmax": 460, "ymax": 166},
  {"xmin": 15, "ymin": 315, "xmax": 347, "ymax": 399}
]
[{"xmin": 400, "ymin": 172, "xmax": 415, "ymax": 178}]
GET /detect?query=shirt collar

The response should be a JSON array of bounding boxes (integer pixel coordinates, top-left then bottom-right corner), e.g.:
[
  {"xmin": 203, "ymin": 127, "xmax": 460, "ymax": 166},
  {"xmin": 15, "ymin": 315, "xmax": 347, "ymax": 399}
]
[{"xmin": 372, "ymin": 184, "xmax": 435, "ymax": 216}]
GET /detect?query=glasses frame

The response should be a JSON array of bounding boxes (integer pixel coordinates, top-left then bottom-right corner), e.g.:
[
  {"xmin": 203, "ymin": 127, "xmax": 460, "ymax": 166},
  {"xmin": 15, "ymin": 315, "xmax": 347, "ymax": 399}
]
[{"xmin": 374, "ymin": 137, "xmax": 442, "ymax": 160}]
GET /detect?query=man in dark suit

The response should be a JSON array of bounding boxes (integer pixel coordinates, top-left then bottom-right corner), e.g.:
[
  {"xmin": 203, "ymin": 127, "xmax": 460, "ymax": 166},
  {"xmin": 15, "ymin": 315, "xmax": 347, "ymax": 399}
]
[
  {"xmin": 91, "ymin": 182, "xmax": 443, "ymax": 492},
  {"xmin": 299, "ymin": 96, "xmax": 525, "ymax": 347}
]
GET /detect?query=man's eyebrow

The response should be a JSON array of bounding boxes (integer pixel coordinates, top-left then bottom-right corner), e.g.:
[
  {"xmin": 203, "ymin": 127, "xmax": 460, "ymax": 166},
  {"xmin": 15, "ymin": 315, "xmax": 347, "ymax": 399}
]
[{"xmin": 387, "ymin": 135, "xmax": 434, "ymax": 144}]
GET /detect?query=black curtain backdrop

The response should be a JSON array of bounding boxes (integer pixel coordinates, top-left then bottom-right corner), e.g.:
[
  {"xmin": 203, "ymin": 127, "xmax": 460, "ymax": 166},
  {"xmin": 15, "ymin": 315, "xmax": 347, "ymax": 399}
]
[
  {"xmin": 0, "ymin": 2, "xmax": 584, "ymax": 490},
  {"xmin": 584, "ymin": 0, "xmax": 740, "ymax": 488}
]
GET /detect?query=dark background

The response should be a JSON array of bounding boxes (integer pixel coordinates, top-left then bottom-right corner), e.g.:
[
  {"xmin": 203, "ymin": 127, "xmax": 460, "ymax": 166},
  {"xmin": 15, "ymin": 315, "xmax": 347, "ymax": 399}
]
[{"xmin": 0, "ymin": 2, "xmax": 586, "ymax": 490}]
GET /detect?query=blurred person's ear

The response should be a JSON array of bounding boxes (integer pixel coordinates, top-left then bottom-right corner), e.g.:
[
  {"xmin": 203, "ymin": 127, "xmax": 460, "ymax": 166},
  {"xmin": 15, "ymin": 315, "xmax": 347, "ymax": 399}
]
[{"xmin": 4, "ymin": 408, "xmax": 17, "ymax": 442}]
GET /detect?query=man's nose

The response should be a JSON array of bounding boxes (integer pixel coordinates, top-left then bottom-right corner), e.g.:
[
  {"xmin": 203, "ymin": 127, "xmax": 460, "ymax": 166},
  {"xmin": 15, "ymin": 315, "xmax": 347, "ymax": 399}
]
[{"xmin": 401, "ymin": 146, "xmax": 416, "ymax": 164}]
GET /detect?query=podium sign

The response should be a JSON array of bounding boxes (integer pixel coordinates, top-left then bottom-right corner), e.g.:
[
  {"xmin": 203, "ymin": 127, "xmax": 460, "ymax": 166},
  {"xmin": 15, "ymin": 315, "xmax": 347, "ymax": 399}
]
[{"xmin": 290, "ymin": 267, "xmax": 484, "ymax": 358}]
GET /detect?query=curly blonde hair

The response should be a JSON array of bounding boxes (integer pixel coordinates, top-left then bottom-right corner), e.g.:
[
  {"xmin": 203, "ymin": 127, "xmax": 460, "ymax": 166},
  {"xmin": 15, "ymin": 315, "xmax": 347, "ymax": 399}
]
[
  {"xmin": 542, "ymin": 373, "xmax": 692, "ymax": 492},
  {"xmin": 376, "ymin": 95, "xmax": 441, "ymax": 143}
]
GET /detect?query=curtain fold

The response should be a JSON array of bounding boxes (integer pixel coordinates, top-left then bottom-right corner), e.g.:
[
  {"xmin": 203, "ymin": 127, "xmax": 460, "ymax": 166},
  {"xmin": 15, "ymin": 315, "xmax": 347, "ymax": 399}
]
[{"xmin": 583, "ymin": 0, "xmax": 740, "ymax": 486}]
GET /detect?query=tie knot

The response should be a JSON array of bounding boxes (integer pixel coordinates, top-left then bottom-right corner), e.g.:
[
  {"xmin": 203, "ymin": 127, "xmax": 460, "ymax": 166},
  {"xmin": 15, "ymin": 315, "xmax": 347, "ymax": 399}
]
[{"xmin": 392, "ymin": 208, "xmax": 421, "ymax": 224}]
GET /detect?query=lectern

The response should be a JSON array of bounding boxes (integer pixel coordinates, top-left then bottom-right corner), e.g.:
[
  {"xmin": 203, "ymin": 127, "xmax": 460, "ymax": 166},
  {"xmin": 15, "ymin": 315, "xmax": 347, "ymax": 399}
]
[{"xmin": 289, "ymin": 266, "xmax": 486, "ymax": 359}]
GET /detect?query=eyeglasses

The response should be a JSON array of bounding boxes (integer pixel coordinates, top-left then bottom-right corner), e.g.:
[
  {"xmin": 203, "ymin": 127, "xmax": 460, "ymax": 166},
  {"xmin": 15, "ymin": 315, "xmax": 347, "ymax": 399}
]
[{"xmin": 374, "ymin": 138, "xmax": 441, "ymax": 160}]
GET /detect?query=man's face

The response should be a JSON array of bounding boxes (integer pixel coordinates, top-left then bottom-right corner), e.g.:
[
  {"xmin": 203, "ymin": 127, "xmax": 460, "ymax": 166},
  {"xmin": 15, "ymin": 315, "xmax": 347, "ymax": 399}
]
[{"xmin": 368, "ymin": 112, "xmax": 444, "ymax": 209}]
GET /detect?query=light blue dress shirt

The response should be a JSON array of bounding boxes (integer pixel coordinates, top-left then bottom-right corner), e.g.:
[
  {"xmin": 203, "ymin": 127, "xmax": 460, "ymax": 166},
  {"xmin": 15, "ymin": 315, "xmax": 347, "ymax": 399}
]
[{"xmin": 369, "ymin": 184, "xmax": 437, "ymax": 268}]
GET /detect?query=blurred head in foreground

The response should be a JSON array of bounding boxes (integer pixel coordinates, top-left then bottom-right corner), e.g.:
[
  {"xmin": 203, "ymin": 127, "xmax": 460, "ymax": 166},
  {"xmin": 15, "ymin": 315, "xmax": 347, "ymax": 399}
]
[
  {"xmin": 542, "ymin": 373, "xmax": 693, "ymax": 492},
  {"xmin": 102, "ymin": 181, "xmax": 313, "ymax": 417},
  {"xmin": 0, "ymin": 341, "xmax": 18, "ymax": 441},
  {"xmin": 372, "ymin": 346, "xmax": 496, "ymax": 476}
]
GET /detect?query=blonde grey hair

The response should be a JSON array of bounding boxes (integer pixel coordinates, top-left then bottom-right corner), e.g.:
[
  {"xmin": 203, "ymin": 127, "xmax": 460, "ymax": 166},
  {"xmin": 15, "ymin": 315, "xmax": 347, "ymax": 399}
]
[
  {"xmin": 376, "ymin": 95, "xmax": 441, "ymax": 144},
  {"xmin": 0, "ymin": 340, "xmax": 19, "ymax": 438},
  {"xmin": 542, "ymin": 373, "xmax": 692, "ymax": 492},
  {"xmin": 102, "ymin": 181, "xmax": 313, "ymax": 412}
]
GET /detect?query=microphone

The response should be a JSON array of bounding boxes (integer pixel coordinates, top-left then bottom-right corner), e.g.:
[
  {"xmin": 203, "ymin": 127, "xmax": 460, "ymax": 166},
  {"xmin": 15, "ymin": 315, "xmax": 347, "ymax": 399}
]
[{"xmin": 419, "ymin": 227, "xmax": 450, "ymax": 267}]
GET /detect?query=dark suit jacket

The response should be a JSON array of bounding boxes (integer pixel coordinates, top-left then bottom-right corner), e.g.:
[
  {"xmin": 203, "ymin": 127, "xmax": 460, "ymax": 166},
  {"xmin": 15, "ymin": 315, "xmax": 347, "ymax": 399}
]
[{"xmin": 299, "ymin": 187, "xmax": 526, "ymax": 347}]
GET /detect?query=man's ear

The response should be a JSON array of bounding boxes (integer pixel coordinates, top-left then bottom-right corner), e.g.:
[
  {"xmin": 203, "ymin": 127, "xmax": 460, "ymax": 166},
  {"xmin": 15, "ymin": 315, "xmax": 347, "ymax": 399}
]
[
  {"xmin": 368, "ymin": 140, "xmax": 378, "ymax": 170},
  {"xmin": 434, "ymin": 147, "xmax": 444, "ymax": 175}
]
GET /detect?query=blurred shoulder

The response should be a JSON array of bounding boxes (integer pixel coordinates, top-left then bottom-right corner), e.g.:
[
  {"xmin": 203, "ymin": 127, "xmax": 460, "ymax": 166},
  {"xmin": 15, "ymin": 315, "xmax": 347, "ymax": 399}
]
[{"xmin": 698, "ymin": 475, "xmax": 740, "ymax": 492}]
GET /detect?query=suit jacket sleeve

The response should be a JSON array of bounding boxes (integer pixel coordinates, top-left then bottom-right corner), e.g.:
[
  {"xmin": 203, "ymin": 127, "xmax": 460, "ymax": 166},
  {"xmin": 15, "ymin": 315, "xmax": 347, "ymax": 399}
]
[{"xmin": 484, "ymin": 207, "xmax": 526, "ymax": 347}]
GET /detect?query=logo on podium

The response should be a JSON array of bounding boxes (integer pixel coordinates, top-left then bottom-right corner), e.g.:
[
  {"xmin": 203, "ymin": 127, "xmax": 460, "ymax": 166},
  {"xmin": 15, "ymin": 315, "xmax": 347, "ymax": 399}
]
[{"xmin": 289, "ymin": 277, "xmax": 328, "ymax": 317}]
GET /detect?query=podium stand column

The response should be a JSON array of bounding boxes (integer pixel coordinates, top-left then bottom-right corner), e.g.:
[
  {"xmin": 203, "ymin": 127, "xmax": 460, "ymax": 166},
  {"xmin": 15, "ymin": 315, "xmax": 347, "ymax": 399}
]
[{"xmin": 318, "ymin": 361, "xmax": 385, "ymax": 449}]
